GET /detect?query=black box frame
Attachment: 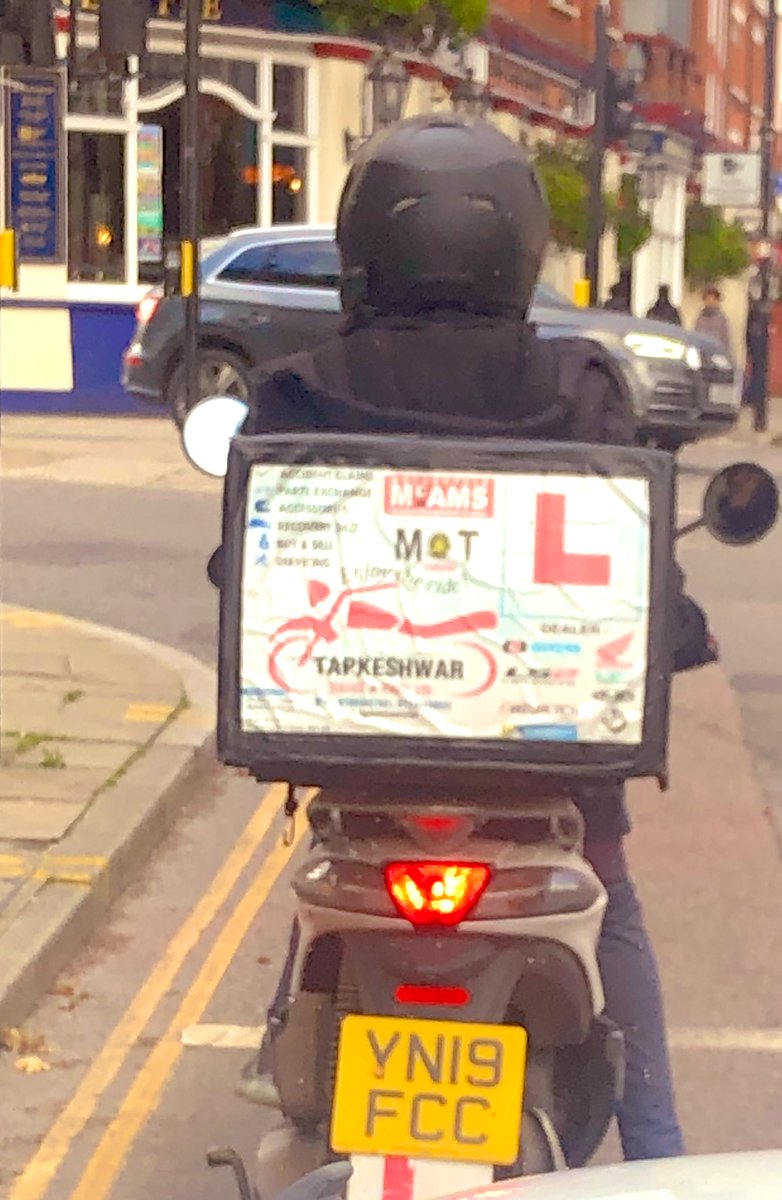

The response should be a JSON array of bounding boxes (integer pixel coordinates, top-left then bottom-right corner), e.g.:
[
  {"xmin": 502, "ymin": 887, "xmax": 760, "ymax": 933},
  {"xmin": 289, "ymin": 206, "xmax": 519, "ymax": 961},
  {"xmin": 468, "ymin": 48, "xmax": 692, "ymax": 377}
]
[{"xmin": 217, "ymin": 434, "xmax": 676, "ymax": 793}]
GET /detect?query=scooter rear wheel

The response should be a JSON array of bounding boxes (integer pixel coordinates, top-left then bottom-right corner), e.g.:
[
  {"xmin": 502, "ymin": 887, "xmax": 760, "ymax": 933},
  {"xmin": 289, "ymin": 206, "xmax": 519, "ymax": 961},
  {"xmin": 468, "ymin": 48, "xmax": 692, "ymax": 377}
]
[{"xmin": 496, "ymin": 1108, "xmax": 567, "ymax": 1178}]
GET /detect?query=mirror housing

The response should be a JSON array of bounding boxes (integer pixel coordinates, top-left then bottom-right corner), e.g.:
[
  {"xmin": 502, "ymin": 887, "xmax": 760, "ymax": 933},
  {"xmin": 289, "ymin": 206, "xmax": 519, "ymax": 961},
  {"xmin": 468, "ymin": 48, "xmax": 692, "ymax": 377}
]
[
  {"xmin": 181, "ymin": 394, "xmax": 250, "ymax": 478},
  {"xmin": 702, "ymin": 463, "xmax": 779, "ymax": 546},
  {"xmin": 207, "ymin": 546, "xmax": 224, "ymax": 590}
]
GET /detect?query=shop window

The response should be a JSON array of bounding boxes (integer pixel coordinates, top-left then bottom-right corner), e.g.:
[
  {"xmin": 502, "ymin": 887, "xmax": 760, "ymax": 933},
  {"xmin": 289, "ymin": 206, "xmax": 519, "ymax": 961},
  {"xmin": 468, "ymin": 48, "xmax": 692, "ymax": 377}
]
[
  {"xmin": 273, "ymin": 64, "xmax": 306, "ymax": 133},
  {"xmin": 272, "ymin": 145, "xmax": 307, "ymax": 223},
  {"xmin": 68, "ymin": 47, "xmax": 124, "ymax": 116},
  {"xmin": 219, "ymin": 240, "xmax": 339, "ymax": 287},
  {"xmin": 139, "ymin": 53, "xmax": 183, "ymax": 97},
  {"xmin": 199, "ymin": 96, "xmax": 259, "ymax": 234},
  {"xmin": 67, "ymin": 131, "xmax": 126, "ymax": 282},
  {"xmin": 202, "ymin": 57, "xmax": 258, "ymax": 104},
  {"xmin": 140, "ymin": 54, "xmax": 258, "ymax": 105}
]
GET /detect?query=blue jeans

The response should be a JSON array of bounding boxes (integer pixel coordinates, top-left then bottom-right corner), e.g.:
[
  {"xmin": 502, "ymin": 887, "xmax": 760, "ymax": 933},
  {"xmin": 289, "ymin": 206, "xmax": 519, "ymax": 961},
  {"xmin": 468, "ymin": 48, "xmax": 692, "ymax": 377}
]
[
  {"xmin": 264, "ymin": 836, "xmax": 684, "ymax": 1163},
  {"xmin": 586, "ymin": 836, "xmax": 685, "ymax": 1161}
]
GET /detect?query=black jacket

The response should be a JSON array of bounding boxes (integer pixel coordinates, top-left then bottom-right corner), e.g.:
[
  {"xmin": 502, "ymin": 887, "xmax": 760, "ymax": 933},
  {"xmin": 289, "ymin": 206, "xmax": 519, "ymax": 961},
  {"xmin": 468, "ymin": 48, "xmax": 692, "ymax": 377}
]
[
  {"xmin": 234, "ymin": 312, "xmax": 716, "ymax": 837},
  {"xmin": 646, "ymin": 300, "xmax": 682, "ymax": 326},
  {"xmin": 242, "ymin": 311, "xmax": 634, "ymax": 444}
]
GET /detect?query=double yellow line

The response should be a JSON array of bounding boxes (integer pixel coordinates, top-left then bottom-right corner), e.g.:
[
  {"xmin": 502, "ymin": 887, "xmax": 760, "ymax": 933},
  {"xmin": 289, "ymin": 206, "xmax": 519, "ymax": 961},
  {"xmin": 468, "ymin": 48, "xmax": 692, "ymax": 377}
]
[{"xmin": 11, "ymin": 783, "xmax": 307, "ymax": 1200}]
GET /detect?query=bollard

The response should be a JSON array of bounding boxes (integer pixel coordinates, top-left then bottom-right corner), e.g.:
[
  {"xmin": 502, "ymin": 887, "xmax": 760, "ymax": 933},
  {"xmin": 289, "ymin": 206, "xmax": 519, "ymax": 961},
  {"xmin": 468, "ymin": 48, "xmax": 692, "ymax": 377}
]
[
  {"xmin": 0, "ymin": 229, "xmax": 18, "ymax": 292},
  {"xmin": 573, "ymin": 279, "xmax": 591, "ymax": 308}
]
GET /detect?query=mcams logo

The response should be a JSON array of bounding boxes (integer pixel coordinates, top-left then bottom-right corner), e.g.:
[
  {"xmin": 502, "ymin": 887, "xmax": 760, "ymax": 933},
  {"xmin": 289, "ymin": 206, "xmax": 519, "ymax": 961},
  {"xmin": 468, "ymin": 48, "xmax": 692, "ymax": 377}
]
[{"xmin": 385, "ymin": 474, "xmax": 494, "ymax": 518}]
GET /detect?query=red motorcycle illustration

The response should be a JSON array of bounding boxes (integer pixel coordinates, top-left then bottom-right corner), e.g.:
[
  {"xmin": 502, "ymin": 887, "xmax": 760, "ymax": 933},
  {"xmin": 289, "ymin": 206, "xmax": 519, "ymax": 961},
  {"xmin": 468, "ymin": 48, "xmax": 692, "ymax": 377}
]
[{"xmin": 268, "ymin": 579, "xmax": 498, "ymax": 698}]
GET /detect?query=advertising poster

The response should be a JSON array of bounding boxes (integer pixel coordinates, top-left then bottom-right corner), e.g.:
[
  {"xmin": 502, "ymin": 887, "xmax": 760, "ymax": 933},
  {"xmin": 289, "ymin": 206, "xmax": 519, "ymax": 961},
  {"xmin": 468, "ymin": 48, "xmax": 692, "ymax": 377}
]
[
  {"xmin": 5, "ymin": 69, "xmax": 65, "ymax": 263},
  {"xmin": 239, "ymin": 465, "xmax": 651, "ymax": 746},
  {"xmin": 137, "ymin": 125, "xmax": 164, "ymax": 263}
]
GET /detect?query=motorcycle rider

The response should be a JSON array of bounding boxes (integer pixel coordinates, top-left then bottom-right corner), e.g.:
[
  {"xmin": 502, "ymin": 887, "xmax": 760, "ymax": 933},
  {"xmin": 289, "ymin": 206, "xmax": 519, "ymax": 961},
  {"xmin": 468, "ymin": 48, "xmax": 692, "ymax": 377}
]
[{"xmin": 230, "ymin": 115, "xmax": 717, "ymax": 1162}]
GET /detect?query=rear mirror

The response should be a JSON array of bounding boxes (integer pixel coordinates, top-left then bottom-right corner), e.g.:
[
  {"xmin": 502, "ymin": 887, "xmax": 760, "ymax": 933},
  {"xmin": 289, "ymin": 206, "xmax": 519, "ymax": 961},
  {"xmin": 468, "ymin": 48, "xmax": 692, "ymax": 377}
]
[
  {"xmin": 181, "ymin": 394, "xmax": 249, "ymax": 478},
  {"xmin": 207, "ymin": 546, "xmax": 224, "ymax": 590},
  {"xmin": 702, "ymin": 463, "xmax": 779, "ymax": 546}
]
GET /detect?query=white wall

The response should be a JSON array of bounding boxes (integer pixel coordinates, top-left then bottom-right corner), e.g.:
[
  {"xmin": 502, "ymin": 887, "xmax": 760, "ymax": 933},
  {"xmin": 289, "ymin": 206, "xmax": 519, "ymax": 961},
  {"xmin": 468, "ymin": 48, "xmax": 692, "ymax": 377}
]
[{"xmin": 314, "ymin": 58, "xmax": 364, "ymax": 223}]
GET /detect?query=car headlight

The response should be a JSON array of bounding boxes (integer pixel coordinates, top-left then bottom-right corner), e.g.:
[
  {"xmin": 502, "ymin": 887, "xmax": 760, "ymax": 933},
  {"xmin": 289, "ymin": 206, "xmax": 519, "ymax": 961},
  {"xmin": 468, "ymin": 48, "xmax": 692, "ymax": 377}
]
[
  {"xmin": 706, "ymin": 352, "xmax": 733, "ymax": 372},
  {"xmin": 624, "ymin": 333, "xmax": 701, "ymax": 371}
]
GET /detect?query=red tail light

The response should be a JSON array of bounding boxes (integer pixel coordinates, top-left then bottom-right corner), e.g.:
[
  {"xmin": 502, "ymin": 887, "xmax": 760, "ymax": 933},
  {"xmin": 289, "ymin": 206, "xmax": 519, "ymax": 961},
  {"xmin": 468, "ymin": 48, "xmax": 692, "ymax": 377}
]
[
  {"xmin": 136, "ymin": 290, "xmax": 162, "ymax": 327},
  {"xmin": 395, "ymin": 984, "xmax": 471, "ymax": 1006},
  {"xmin": 384, "ymin": 862, "xmax": 490, "ymax": 927}
]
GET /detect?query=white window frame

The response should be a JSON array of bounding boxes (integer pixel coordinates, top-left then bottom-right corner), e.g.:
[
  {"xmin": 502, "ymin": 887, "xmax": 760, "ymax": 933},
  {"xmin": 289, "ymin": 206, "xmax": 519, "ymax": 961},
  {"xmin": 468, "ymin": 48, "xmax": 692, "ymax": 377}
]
[
  {"xmin": 64, "ymin": 64, "xmax": 140, "ymax": 289},
  {"xmin": 63, "ymin": 16, "xmax": 317, "ymax": 292}
]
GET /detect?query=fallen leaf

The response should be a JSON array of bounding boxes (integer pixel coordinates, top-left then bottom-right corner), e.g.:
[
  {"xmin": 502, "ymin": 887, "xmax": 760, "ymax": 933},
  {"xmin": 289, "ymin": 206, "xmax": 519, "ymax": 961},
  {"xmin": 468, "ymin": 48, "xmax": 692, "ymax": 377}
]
[
  {"xmin": 15, "ymin": 1055, "xmax": 51, "ymax": 1074},
  {"xmin": 0, "ymin": 1026, "xmax": 22, "ymax": 1052},
  {"xmin": 60, "ymin": 992, "xmax": 90, "ymax": 1012},
  {"xmin": 1, "ymin": 1026, "xmax": 48, "ymax": 1056}
]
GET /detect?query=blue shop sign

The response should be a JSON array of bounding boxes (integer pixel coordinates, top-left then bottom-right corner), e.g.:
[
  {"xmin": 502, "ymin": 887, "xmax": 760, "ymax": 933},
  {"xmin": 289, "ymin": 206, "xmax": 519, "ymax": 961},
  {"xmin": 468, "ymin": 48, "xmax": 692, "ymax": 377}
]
[{"xmin": 5, "ymin": 69, "xmax": 66, "ymax": 264}]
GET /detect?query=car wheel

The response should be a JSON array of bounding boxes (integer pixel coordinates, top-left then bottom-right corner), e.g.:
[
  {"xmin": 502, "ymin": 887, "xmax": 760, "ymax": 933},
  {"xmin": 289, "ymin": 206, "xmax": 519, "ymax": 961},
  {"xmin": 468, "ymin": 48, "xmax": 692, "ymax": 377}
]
[{"xmin": 167, "ymin": 348, "xmax": 251, "ymax": 428}]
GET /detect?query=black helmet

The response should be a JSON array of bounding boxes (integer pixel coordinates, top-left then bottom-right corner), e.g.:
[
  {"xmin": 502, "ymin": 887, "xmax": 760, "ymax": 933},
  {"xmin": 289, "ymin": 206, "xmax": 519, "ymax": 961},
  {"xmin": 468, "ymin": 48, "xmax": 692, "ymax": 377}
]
[{"xmin": 337, "ymin": 114, "xmax": 550, "ymax": 318}]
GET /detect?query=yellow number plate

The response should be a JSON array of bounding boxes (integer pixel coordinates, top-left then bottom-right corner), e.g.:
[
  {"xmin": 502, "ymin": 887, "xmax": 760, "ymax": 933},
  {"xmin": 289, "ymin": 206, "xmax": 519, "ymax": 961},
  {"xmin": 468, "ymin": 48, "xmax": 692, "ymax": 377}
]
[{"xmin": 330, "ymin": 1014, "xmax": 527, "ymax": 1166}]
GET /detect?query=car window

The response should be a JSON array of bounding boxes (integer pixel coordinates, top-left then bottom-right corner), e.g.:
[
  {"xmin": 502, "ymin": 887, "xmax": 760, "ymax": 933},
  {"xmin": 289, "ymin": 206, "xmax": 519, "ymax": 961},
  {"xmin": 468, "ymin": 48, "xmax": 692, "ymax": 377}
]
[{"xmin": 217, "ymin": 240, "xmax": 340, "ymax": 288}]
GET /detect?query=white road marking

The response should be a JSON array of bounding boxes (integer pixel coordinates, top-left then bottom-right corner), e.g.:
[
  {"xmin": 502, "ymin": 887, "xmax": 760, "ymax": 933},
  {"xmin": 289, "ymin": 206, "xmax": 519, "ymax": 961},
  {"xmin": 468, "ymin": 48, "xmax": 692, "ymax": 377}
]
[
  {"xmin": 180, "ymin": 1023, "xmax": 266, "ymax": 1049},
  {"xmin": 670, "ymin": 1027, "xmax": 782, "ymax": 1052},
  {"xmin": 180, "ymin": 1023, "xmax": 782, "ymax": 1054}
]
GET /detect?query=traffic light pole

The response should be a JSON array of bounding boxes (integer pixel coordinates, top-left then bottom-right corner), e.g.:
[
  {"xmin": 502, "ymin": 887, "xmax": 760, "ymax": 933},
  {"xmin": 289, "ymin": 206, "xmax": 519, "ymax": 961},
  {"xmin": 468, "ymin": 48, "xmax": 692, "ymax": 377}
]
[
  {"xmin": 585, "ymin": 0, "xmax": 610, "ymax": 306},
  {"xmin": 182, "ymin": 0, "xmax": 201, "ymax": 416},
  {"xmin": 754, "ymin": 0, "xmax": 778, "ymax": 434}
]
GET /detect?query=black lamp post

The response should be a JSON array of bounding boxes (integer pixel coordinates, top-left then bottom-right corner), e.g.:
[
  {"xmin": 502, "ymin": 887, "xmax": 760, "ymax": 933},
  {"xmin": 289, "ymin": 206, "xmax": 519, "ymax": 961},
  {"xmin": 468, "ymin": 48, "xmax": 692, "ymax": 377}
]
[
  {"xmin": 450, "ymin": 68, "xmax": 491, "ymax": 120},
  {"xmin": 344, "ymin": 50, "xmax": 410, "ymax": 158},
  {"xmin": 753, "ymin": 0, "xmax": 779, "ymax": 433}
]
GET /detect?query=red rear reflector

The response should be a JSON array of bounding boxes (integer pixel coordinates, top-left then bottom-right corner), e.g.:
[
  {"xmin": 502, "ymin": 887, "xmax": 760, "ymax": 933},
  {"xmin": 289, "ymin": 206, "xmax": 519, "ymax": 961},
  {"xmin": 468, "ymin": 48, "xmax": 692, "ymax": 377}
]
[
  {"xmin": 407, "ymin": 814, "xmax": 466, "ymax": 834},
  {"xmin": 395, "ymin": 984, "xmax": 471, "ymax": 1007},
  {"xmin": 384, "ymin": 861, "xmax": 490, "ymax": 927},
  {"xmin": 136, "ymin": 292, "xmax": 161, "ymax": 326}
]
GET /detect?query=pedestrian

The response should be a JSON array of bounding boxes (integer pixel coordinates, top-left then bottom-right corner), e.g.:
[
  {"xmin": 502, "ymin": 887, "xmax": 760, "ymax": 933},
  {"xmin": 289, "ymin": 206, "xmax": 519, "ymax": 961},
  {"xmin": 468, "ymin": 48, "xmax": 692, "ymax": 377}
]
[
  {"xmin": 694, "ymin": 286, "xmax": 733, "ymax": 358},
  {"xmin": 646, "ymin": 285, "xmax": 682, "ymax": 326},
  {"xmin": 604, "ymin": 281, "xmax": 631, "ymax": 313},
  {"xmin": 743, "ymin": 297, "xmax": 766, "ymax": 410}
]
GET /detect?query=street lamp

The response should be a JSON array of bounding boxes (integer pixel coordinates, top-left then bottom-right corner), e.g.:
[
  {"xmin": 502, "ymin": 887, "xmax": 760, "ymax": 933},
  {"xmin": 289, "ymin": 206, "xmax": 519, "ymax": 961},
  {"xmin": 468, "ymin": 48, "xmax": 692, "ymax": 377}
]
[
  {"xmin": 369, "ymin": 51, "xmax": 410, "ymax": 127},
  {"xmin": 450, "ymin": 69, "xmax": 491, "ymax": 120},
  {"xmin": 344, "ymin": 51, "xmax": 410, "ymax": 159},
  {"xmin": 638, "ymin": 156, "xmax": 667, "ymax": 203}
]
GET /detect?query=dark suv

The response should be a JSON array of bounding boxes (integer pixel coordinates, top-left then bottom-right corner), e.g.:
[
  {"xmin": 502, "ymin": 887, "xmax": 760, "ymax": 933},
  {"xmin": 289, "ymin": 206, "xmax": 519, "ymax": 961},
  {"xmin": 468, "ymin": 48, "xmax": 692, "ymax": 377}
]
[{"xmin": 122, "ymin": 224, "xmax": 740, "ymax": 449}]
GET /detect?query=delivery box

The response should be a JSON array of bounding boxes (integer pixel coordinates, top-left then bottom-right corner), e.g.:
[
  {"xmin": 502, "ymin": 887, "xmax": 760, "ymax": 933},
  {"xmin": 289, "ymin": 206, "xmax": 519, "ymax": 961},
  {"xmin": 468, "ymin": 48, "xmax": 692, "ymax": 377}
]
[{"xmin": 216, "ymin": 433, "xmax": 676, "ymax": 791}]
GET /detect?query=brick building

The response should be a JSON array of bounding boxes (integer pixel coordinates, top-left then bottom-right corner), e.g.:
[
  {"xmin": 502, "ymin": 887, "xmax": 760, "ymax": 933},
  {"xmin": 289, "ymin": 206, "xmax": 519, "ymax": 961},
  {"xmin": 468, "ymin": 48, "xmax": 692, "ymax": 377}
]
[
  {"xmin": 691, "ymin": 0, "xmax": 768, "ymax": 151},
  {"xmin": 485, "ymin": 1, "xmax": 623, "ymax": 133},
  {"xmin": 624, "ymin": 0, "xmax": 779, "ymax": 156}
]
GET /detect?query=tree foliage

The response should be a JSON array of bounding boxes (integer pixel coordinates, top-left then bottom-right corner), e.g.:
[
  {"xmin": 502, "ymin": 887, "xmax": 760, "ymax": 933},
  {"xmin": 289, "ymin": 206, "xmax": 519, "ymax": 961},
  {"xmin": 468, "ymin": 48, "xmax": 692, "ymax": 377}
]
[
  {"xmin": 684, "ymin": 201, "xmax": 750, "ymax": 288},
  {"xmin": 532, "ymin": 144, "xmax": 652, "ymax": 262},
  {"xmin": 312, "ymin": 0, "xmax": 488, "ymax": 50},
  {"xmin": 606, "ymin": 175, "xmax": 652, "ymax": 265},
  {"xmin": 532, "ymin": 143, "xmax": 591, "ymax": 253}
]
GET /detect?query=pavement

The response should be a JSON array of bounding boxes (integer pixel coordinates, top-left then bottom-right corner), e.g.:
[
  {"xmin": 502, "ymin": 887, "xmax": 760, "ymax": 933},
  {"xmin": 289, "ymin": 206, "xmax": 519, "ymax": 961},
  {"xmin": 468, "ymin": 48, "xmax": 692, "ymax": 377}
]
[
  {"xmin": 0, "ymin": 605, "xmax": 215, "ymax": 1029},
  {"xmin": 1, "ymin": 416, "xmax": 221, "ymax": 493}
]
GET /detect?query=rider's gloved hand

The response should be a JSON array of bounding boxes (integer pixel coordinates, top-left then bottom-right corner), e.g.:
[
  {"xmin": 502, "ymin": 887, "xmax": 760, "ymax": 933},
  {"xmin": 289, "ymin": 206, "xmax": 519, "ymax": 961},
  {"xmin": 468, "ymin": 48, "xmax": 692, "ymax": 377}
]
[{"xmin": 674, "ymin": 596, "xmax": 718, "ymax": 673}]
